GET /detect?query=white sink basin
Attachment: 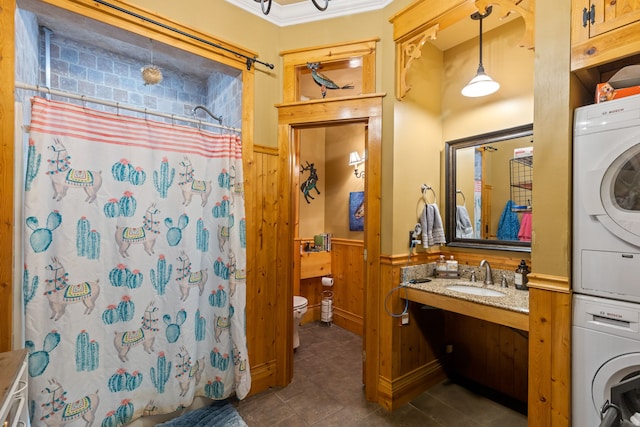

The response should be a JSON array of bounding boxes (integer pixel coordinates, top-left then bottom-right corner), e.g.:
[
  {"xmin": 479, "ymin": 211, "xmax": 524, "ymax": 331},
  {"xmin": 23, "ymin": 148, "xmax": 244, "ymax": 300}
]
[{"xmin": 446, "ymin": 285, "xmax": 505, "ymax": 297}]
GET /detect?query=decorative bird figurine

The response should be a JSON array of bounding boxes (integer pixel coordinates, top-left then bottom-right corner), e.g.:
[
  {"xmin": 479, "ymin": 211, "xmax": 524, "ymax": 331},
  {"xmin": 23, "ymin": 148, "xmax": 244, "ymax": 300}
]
[{"xmin": 307, "ymin": 62, "xmax": 354, "ymax": 98}]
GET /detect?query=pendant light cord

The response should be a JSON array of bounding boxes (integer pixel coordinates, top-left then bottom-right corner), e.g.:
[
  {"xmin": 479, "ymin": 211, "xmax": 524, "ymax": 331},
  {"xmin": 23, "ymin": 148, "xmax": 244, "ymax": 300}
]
[{"xmin": 471, "ymin": 6, "xmax": 493, "ymax": 71}]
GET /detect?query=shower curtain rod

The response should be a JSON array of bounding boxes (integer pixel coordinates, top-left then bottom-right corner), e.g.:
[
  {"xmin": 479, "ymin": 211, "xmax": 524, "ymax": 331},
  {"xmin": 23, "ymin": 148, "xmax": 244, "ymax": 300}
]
[
  {"xmin": 15, "ymin": 82, "xmax": 242, "ymax": 133},
  {"xmin": 92, "ymin": 0, "xmax": 274, "ymax": 71}
]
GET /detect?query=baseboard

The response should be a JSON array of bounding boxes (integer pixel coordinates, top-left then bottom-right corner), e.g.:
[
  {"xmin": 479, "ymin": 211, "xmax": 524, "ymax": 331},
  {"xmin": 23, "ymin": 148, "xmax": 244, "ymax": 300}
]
[
  {"xmin": 332, "ymin": 307, "xmax": 363, "ymax": 336},
  {"xmin": 377, "ymin": 360, "xmax": 447, "ymax": 411},
  {"xmin": 303, "ymin": 306, "xmax": 364, "ymax": 338},
  {"xmin": 245, "ymin": 359, "xmax": 276, "ymax": 397}
]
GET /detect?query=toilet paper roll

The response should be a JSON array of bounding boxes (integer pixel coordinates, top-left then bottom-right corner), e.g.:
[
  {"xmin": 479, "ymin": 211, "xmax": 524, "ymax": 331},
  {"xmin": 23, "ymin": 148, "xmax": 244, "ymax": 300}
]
[{"xmin": 321, "ymin": 277, "xmax": 334, "ymax": 287}]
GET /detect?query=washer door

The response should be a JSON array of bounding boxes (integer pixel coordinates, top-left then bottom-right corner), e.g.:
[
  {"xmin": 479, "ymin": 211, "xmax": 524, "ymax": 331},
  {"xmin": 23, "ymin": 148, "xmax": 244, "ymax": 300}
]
[
  {"xmin": 583, "ymin": 139, "xmax": 640, "ymax": 247},
  {"xmin": 592, "ymin": 353, "xmax": 640, "ymax": 418}
]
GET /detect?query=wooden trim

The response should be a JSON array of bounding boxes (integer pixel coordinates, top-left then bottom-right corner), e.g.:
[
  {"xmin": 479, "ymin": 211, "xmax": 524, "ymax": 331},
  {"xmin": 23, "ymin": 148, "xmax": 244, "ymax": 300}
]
[
  {"xmin": 276, "ymin": 92, "xmax": 386, "ymax": 109},
  {"xmin": 527, "ymin": 273, "xmax": 570, "ymax": 293},
  {"xmin": 280, "ymin": 39, "xmax": 378, "ymax": 104},
  {"xmin": 254, "ymin": 144, "xmax": 278, "ymax": 156},
  {"xmin": 382, "ymin": 251, "xmax": 529, "ymax": 270},
  {"xmin": 244, "ymin": 360, "xmax": 277, "ymax": 398},
  {"xmin": 377, "ymin": 360, "xmax": 447, "ymax": 411},
  {"xmin": 280, "ymin": 38, "xmax": 379, "ymax": 63},
  {"xmin": 390, "ymin": 0, "xmax": 534, "ymax": 99},
  {"xmin": 571, "ymin": 25, "xmax": 640, "ymax": 71},
  {"xmin": 404, "ymin": 288, "xmax": 529, "ymax": 331},
  {"xmin": 37, "ymin": 0, "xmax": 257, "ymax": 70},
  {"xmin": 331, "ymin": 306, "xmax": 364, "ymax": 336},
  {"xmin": 0, "ymin": 0, "xmax": 16, "ymax": 352},
  {"xmin": 277, "ymin": 94, "xmax": 384, "ymax": 402}
]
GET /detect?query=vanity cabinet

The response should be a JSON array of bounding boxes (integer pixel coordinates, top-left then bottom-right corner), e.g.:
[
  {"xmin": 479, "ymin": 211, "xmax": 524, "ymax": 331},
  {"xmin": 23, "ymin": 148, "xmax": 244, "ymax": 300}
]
[
  {"xmin": 571, "ymin": 0, "xmax": 640, "ymax": 70},
  {"xmin": 0, "ymin": 349, "xmax": 29, "ymax": 427},
  {"xmin": 510, "ymin": 156, "xmax": 532, "ymax": 212}
]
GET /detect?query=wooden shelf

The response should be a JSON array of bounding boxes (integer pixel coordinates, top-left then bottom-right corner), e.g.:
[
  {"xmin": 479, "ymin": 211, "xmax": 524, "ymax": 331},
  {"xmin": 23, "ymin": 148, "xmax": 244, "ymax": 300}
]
[{"xmin": 300, "ymin": 251, "xmax": 332, "ymax": 279}]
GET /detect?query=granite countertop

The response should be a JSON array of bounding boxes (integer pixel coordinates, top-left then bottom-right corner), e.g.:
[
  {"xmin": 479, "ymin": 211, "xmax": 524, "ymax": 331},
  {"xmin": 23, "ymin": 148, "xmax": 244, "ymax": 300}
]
[{"xmin": 404, "ymin": 277, "xmax": 530, "ymax": 314}]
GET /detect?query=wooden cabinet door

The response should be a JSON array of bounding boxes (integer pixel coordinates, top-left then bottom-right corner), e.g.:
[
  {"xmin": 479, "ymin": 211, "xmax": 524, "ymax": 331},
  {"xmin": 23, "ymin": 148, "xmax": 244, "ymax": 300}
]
[
  {"xmin": 588, "ymin": 0, "xmax": 640, "ymax": 38},
  {"xmin": 574, "ymin": 0, "xmax": 640, "ymax": 41},
  {"xmin": 572, "ymin": 0, "xmax": 640, "ymax": 70}
]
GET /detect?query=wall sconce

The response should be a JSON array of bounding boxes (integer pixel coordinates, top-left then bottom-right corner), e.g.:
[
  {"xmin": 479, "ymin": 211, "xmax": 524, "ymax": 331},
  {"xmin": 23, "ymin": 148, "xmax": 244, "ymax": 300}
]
[
  {"xmin": 461, "ymin": 6, "xmax": 500, "ymax": 98},
  {"xmin": 349, "ymin": 151, "xmax": 365, "ymax": 179}
]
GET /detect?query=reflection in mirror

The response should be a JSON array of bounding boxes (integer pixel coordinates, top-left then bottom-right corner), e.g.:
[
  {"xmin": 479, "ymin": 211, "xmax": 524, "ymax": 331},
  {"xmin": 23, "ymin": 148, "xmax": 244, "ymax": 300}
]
[{"xmin": 445, "ymin": 124, "xmax": 533, "ymax": 252}]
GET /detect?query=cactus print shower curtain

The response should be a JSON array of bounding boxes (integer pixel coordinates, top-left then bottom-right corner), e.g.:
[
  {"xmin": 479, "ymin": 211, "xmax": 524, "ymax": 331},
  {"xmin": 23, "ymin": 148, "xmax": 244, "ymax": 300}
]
[{"xmin": 23, "ymin": 97, "xmax": 250, "ymax": 426}]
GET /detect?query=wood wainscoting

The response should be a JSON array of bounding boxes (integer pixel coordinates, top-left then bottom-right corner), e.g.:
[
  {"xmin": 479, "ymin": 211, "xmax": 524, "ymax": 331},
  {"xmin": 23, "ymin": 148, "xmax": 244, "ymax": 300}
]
[
  {"xmin": 296, "ymin": 238, "xmax": 365, "ymax": 337},
  {"xmin": 245, "ymin": 145, "xmax": 280, "ymax": 395},
  {"xmin": 445, "ymin": 313, "xmax": 529, "ymax": 403},
  {"xmin": 378, "ymin": 251, "xmax": 531, "ymax": 410}
]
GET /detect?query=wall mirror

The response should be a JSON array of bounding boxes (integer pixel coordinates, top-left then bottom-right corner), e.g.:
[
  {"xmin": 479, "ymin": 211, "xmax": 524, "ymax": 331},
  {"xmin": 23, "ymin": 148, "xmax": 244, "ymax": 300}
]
[{"xmin": 445, "ymin": 124, "xmax": 533, "ymax": 252}]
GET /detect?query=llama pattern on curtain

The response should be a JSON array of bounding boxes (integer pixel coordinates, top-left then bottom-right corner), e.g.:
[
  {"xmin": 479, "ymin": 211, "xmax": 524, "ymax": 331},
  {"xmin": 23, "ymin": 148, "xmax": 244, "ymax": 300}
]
[{"xmin": 23, "ymin": 97, "xmax": 250, "ymax": 426}]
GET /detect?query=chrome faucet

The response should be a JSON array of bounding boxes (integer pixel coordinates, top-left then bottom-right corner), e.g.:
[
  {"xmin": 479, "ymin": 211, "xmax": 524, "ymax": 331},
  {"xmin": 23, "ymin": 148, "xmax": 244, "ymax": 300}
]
[{"xmin": 480, "ymin": 259, "xmax": 493, "ymax": 285}]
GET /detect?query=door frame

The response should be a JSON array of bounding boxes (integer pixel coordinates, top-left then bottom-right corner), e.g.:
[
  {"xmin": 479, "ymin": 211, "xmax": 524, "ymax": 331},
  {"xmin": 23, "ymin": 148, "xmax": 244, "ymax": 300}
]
[{"xmin": 276, "ymin": 94, "xmax": 383, "ymax": 402}]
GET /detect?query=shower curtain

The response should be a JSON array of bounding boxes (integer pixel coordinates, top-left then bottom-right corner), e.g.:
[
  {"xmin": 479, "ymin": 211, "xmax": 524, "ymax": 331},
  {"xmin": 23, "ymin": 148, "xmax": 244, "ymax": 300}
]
[{"xmin": 23, "ymin": 97, "xmax": 250, "ymax": 426}]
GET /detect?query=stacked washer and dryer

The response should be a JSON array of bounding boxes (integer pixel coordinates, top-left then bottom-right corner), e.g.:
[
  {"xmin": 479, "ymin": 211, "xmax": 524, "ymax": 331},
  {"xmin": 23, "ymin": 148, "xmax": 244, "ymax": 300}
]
[{"xmin": 573, "ymin": 95, "xmax": 640, "ymax": 427}]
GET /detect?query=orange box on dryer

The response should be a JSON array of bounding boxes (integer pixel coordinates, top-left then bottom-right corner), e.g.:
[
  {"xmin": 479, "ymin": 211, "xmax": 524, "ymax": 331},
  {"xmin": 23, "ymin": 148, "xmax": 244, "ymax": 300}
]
[{"xmin": 596, "ymin": 82, "xmax": 640, "ymax": 103}]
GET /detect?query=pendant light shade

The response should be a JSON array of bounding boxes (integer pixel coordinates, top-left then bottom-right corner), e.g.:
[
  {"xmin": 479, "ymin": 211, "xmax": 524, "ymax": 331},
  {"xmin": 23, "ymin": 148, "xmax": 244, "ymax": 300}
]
[{"xmin": 462, "ymin": 6, "xmax": 500, "ymax": 98}]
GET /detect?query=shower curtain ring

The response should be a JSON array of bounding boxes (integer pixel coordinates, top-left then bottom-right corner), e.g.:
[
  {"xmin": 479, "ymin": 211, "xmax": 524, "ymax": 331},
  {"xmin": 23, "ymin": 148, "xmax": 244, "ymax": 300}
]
[
  {"xmin": 171, "ymin": 114, "xmax": 175, "ymax": 126},
  {"xmin": 144, "ymin": 108, "xmax": 148, "ymax": 121},
  {"xmin": 81, "ymin": 95, "xmax": 87, "ymax": 109},
  {"xmin": 116, "ymin": 102, "xmax": 120, "ymax": 116}
]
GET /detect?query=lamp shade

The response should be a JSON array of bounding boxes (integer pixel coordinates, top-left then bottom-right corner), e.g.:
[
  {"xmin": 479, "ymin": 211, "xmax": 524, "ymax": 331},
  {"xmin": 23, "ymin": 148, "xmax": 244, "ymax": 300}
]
[
  {"xmin": 349, "ymin": 151, "xmax": 362, "ymax": 166},
  {"xmin": 462, "ymin": 6, "xmax": 499, "ymax": 98},
  {"xmin": 461, "ymin": 68, "xmax": 500, "ymax": 97}
]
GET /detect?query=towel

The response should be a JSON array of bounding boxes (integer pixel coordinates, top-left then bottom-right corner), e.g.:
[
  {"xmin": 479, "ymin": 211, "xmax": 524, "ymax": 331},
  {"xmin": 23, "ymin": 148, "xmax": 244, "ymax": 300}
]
[
  {"xmin": 497, "ymin": 200, "xmax": 520, "ymax": 240},
  {"xmin": 518, "ymin": 212, "xmax": 532, "ymax": 242},
  {"xmin": 420, "ymin": 203, "xmax": 446, "ymax": 248},
  {"xmin": 455, "ymin": 205, "xmax": 474, "ymax": 238}
]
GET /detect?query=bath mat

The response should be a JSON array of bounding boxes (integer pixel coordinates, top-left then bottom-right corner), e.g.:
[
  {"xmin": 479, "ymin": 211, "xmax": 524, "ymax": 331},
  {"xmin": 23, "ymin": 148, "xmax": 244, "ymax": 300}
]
[{"xmin": 157, "ymin": 400, "xmax": 248, "ymax": 427}]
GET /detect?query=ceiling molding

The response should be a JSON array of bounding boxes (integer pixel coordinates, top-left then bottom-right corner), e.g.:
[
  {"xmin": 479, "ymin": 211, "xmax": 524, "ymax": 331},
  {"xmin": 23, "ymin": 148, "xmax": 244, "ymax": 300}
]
[{"xmin": 225, "ymin": 0, "xmax": 393, "ymax": 27}]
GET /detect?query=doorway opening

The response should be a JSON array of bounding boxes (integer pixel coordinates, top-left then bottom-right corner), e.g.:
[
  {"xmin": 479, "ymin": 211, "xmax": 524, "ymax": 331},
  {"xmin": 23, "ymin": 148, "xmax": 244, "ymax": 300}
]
[{"xmin": 276, "ymin": 94, "xmax": 383, "ymax": 402}]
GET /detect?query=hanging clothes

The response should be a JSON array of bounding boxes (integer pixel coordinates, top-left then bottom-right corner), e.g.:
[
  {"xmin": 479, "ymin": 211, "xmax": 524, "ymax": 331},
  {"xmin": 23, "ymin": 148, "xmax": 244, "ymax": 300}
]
[
  {"xmin": 497, "ymin": 200, "xmax": 520, "ymax": 240},
  {"xmin": 518, "ymin": 212, "xmax": 532, "ymax": 242}
]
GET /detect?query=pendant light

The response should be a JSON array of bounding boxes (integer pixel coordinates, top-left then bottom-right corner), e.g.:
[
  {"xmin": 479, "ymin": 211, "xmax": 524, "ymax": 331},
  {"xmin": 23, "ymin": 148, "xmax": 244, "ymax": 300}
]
[{"xmin": 461, "ymin": 6, "xmax": 500, "ymax": 98}]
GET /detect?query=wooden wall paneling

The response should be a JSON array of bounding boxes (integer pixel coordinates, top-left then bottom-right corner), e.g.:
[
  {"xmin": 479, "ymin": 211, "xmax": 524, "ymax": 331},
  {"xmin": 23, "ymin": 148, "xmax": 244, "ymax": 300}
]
[
  {"xmin": 246, "ymin": 146, "xmax": 279, "ymax": 394},
  {"xmin": 498, "ymin": 326, "xmax": 516, "ymax": 397},
  {"xmin": 378, "ymin": 259, "xmax": 395, "ymax": 381},
  {"xmin": 363, "ymin": 112, "xmax": 382, "ymax": 403},
  {"xmin": 293, "ymin": 239, "xmax": 301, "ymax": 297},
  {"xmin": 514, "ymin": 327, "xmax": 530, "ymax": 403},
  {"xmin": 444, "ymin": 313, "xmax": 528, "ymax": 403},
  {"xmin": 528, "ymin": 286, "xmax": 571, "ymax": 426},
  {"xmin": 377, "ymin": 255, "xmax": 446, "ymax": 410},
  {"xmin": 551, "ymin": 289, "xmax": 571, "ymax": 426},
  {"xmin": 331, "ymin": 239, "xmax": 364, "ymax": 336},
  {"xmin": 276, "ymin": 122, "xmax": 295, "ymax": 386},
  {"xmin": 0, "ymin": 0, "xmax": 16, "ymax": 352}
]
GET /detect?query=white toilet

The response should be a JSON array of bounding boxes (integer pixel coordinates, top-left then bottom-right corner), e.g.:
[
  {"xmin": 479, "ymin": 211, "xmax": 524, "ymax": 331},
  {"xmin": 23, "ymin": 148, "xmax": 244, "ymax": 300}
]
[{"xmin": 293, "ymin": 295, "xmax": 308, "ymax": 349}]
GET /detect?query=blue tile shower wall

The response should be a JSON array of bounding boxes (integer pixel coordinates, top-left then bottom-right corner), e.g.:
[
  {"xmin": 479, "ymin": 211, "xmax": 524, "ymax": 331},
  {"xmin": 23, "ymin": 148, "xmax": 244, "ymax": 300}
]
[
  {"xmin": 14, "ymin": 9, "xmax": 242, "ymax": 131},
  {"xmin": 208, "ymin": 72, "xmax": 243, "ymax": 129},
  {"xmin": 15, "ymin": 9, "xmax": 40, "ymax": 88},
  {"xmin": 41, "ymin": 35, "xmax": 212, "ymax": 123}
]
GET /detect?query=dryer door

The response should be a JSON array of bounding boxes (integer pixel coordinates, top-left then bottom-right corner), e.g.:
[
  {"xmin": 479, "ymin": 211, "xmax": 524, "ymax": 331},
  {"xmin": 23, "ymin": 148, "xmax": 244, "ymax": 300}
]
[
  {"xmin": 593, "ymin": 353, "xmax": 640, "ymax": 421},
  {"xmin": 584, "ymin": 140, "xmax": 640, "ymax": 247}
]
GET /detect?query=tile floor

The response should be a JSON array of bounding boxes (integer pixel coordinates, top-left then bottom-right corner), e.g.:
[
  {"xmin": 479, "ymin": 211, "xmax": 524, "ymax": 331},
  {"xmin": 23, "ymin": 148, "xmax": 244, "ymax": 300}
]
[{"xmin": 235, "ymin": 322, "xmax": 528, "ymax": 427}]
